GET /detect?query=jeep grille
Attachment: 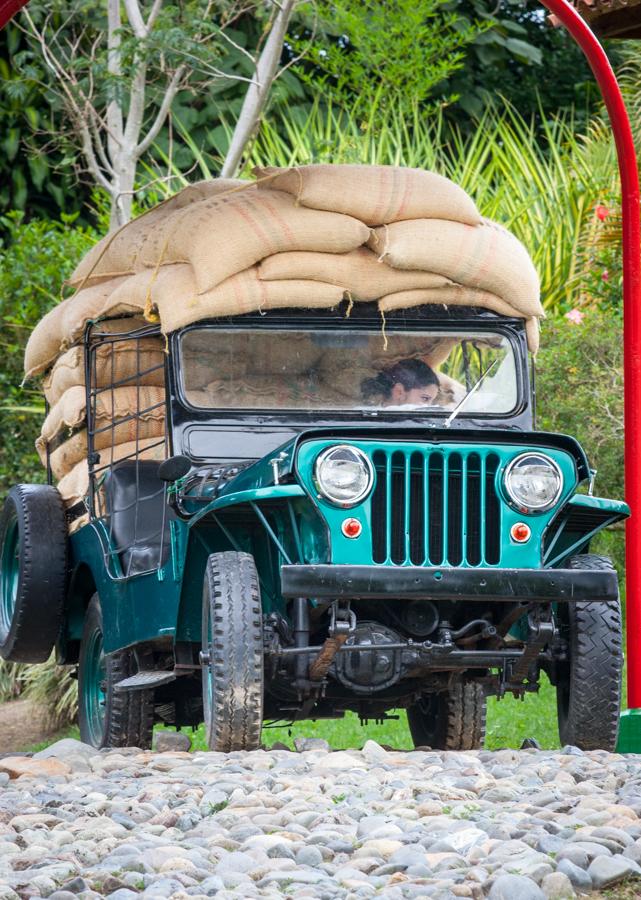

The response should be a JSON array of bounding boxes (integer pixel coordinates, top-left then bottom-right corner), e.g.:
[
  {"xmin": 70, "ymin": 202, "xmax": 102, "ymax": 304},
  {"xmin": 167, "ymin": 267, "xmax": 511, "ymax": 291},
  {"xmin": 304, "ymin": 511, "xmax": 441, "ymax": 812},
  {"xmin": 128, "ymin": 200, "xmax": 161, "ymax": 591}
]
[{"xmin": 371, "ymin": 448, "xmax": 502, "ymax": 566}]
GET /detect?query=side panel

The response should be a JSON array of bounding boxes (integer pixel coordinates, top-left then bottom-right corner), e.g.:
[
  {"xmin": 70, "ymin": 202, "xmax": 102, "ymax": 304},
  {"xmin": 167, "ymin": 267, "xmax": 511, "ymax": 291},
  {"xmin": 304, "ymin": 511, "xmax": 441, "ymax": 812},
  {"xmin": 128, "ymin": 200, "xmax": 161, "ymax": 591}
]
[{"xmin": 67, "ymin": 521, "xmax": 183, "ymax": 654}]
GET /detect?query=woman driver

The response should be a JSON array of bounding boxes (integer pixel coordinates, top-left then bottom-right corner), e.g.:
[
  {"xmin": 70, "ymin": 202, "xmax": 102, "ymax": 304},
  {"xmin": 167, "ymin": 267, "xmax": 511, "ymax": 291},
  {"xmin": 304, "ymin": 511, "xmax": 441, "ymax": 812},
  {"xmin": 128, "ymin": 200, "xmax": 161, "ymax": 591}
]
[{"xmin": 361, "ymin": 358, "xmax": 440, "ymax": 407}]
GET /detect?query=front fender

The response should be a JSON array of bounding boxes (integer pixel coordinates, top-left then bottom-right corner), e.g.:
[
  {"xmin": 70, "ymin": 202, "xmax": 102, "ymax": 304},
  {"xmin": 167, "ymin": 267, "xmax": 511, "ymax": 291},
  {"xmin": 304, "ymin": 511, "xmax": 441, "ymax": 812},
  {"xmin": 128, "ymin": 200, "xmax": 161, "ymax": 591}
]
[{"xmin": 544, "ymin": 494, "xmax": 629, "ymax": 567}]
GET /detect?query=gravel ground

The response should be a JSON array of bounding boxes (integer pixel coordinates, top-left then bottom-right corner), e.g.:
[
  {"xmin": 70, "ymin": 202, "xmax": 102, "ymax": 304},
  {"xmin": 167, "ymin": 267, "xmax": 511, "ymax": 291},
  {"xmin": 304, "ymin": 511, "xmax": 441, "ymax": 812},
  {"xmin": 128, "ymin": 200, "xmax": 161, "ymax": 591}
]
[{"xmin": 1, "ymin": 739, "xmax": 641, "ymax": 899}]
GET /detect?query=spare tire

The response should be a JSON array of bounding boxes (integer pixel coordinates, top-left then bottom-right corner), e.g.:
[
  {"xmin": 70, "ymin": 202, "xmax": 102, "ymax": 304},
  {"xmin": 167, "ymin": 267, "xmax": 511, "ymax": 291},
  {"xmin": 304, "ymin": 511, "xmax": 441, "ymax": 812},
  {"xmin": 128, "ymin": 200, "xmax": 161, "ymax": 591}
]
[{"xmin": 0, "ymin": 484, "xmax": 68, "ymax": 662}]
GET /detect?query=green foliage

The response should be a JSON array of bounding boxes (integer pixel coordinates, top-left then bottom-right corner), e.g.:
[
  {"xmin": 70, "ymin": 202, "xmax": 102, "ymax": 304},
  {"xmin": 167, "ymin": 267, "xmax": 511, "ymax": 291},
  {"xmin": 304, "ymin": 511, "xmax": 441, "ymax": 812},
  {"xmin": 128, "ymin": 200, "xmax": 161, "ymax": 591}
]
[
  {"xmin": 0, "ymin": 656, "xmax": 76, "ymax": 730},
  {"xmin": 0, "ymin": 27, "xmax": 88, "ymax": 221},
  {"xmin": 0, "ymin": 211, "xmax": 96, "ymax": 495},
  {"xmin": 21, "ymin": 657, "xmax": 77, "ymax": 729},
  {"xmin": 442, "ymin": 0, "xmax": 604, "ymax": 125},
  {"xmin": 291, "ymin": 0, "xmax": 484, "ymax": 128},
  {"xmin": 0, "ymin": 659, "xmax": 24, "ymax": 702},
  {"xmin": 537, "ymin": 310, "xmax": 624, "ymax": 573}
]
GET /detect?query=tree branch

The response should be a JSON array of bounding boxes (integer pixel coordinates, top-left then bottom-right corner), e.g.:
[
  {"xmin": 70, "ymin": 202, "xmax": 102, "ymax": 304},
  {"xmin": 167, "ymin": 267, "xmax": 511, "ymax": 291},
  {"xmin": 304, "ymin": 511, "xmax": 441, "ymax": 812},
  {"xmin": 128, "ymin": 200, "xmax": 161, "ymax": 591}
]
[
  {"xmin": 123, "ymin": 0, "xmax": 148, "ymax": 38},
  {"xmin": 136, "ymin": 65, "xmax": 186, "ymax": 155},
  {"xmin": 146, "ymin": 0, "xmax": 164, "ymax": 31},
  {"xmin": 123, "ymin": 61, "xmax": 148, "ymax": 149},
  {"xmin": 221, "ymin": 0, "xmax": 297, "ymax": 177},
  {"xmin": 79, "ymin": 120, "xmax": 114, "ymax": 193},
  {"xmin": 107, "ymin": 0, "xmax": 124, "ymax": 162}
]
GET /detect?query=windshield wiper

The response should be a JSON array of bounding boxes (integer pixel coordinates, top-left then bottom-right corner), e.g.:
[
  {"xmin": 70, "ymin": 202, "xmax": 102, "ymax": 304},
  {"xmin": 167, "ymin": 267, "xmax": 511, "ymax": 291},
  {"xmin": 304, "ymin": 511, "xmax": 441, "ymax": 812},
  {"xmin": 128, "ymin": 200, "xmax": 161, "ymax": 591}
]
[{"xmin": 444, "ymin": 359, "xmax": 500, "ymax": 428}]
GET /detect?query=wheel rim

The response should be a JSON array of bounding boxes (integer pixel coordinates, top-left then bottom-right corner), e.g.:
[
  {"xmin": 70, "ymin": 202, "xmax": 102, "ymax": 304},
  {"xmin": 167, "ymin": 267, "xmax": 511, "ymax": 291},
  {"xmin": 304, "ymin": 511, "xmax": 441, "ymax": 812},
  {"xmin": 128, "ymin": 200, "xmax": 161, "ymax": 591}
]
[
  {"xmin": 0, "ymin": 515, "xmax": 20, "ymax": 642},
  {"xmin": 82, "ymin": 624, "xmax": 107, "ymax": 747},
  {"xmin": 202, "ymin": 599, "xmax": 214, "ymax": 743}
]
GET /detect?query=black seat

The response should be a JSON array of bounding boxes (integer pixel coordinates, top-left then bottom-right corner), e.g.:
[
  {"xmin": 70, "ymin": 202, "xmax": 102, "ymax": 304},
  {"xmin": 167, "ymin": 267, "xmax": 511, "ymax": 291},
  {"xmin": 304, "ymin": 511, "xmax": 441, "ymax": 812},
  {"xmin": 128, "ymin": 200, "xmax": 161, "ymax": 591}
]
[{"xmin": 103, "ymin": 460, "xmax": 172, "ymax": 576}]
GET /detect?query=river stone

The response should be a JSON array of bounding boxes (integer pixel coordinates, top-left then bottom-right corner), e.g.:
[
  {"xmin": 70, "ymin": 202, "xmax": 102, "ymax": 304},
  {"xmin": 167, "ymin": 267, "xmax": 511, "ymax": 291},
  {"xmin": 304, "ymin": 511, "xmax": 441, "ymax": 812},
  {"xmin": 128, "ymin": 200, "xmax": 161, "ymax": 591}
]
[
  {"xmin": 588, "ymin": 854, "xmax": 641, "ymax": 889},
  {"xmin": 59, "ymin": 877, "xmax": 88, "ymax": 893},
  {"xmin": 555, "ymin": 847, "xmax": 590, "ymax": 869},
  {"xmin": 540, "ymin": 872, "xmax": 575, "ymax": 898},
  {"xmin": 294, "ymin": 738, "xmax": 330, "ymax": 753},
  {"xmin": 296, "ymin": 845, "xmax": 324, "ymax": 867},
  {"xmin": 153, "ymin": 731, "xmax": 192, "ymax": 753},
  {"xmin": 34, "ymin": 739, "xmax": 97, "ymax": 761},
  {"xmin": 488, "ymin": 874, "xmax": 546, "ymax": 899},
  {"xmin": 555, "ymin": 859, "xmax": 592, "ymax": 891},
  {"xmin": 0, "ymin": 757, "xmax": 71, "ymax": 779}
]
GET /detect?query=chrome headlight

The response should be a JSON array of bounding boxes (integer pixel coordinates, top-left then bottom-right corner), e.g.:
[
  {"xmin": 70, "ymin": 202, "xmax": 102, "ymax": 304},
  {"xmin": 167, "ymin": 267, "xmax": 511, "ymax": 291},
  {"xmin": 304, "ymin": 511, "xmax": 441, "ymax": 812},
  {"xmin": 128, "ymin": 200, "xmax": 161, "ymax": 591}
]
[
  {"xmin": 314, "ymin": 445, "xmax": 374, "ymax": 507},
  {"xmin": 504, "ymin": 453, "xmax": 563, "ymax": 513}
]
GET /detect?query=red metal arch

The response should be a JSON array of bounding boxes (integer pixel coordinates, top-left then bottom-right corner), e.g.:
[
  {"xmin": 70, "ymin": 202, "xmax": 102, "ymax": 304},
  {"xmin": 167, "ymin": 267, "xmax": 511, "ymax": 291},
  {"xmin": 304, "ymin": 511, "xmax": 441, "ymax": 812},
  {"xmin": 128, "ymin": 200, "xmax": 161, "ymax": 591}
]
[
  {"xmin": 0, "ymin": 0, "xmax": 28, "ymax": 30},
  {"xmin": 538, "ymin": 0, "xmax": 641, "ymax": 746}
]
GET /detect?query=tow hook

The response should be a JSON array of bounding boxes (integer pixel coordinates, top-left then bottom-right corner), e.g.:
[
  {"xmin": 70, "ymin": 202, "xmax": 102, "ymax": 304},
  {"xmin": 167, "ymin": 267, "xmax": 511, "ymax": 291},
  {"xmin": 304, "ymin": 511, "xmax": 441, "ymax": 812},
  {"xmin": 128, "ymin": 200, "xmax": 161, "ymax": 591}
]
[
  {"xmin": 309, "ymin": 602, "xmax": 356, "ymax": 681},
  {"xmin": 509, "ymin": 612, "xmax": 555, "ymax": 685}
]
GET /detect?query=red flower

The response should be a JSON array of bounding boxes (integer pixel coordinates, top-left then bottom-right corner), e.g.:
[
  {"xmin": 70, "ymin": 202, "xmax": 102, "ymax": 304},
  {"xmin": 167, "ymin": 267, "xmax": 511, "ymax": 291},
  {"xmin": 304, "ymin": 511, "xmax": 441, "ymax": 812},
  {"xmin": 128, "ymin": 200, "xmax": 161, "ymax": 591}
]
[
  {"xmin": 602, "ymin": 269, "xmax": 610, "ymax": 282},
  {"xmin": 596, "ymin": 205, "xmax": 610, "ymax": 222}
]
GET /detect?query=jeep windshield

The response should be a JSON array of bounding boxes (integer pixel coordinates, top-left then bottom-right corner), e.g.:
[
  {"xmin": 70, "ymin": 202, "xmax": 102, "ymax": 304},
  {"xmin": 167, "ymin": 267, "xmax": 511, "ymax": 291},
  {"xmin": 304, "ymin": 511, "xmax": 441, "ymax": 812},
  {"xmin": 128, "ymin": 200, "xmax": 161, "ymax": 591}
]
[{"xmin": 179, "ymin": 326, "xmax": 518, "ymax": 415}]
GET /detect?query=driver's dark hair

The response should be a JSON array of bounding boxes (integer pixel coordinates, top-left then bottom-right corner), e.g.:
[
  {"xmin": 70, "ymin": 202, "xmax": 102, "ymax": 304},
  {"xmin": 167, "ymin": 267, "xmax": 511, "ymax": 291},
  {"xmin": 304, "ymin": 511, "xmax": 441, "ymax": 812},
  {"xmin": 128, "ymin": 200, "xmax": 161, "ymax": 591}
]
[{"xmin": 361, "ymin": 358, "xmax": 440, "ymax": 401}]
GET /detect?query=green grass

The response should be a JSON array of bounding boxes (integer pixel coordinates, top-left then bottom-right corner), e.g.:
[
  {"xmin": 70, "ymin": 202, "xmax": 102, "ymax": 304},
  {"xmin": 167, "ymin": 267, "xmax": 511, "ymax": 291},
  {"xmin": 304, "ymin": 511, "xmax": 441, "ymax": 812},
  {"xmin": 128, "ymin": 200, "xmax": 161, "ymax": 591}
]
[
  {"xmin": 171, "ymin": 673, "xmax": 561, "ymax": 752},
  {"xmin": 25, "ymin": 675, "xmax": 560, "ymax": 753}
]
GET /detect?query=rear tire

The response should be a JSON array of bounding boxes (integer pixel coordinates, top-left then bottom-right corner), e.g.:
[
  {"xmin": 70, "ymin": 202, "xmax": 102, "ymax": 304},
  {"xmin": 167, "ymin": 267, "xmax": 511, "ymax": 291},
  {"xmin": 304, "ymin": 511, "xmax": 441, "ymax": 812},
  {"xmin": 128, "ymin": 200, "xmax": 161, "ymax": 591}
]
[
  {"xmin": 0, "ymin": 485, "xmax": 67, "ymax": 662},
  {"xmin": 202, "ymin": 552, "xmax": 264, "ymax": 752},
  {"xmin": 78, "ymin": 596, "xmax": 154, "ymax": 749},
  {"xmin": 556, "ymin": 554, "xmax": 622, "ymax": 751},
  {"xmin": 407, "ymin": 682, "xmax": 486, "ymax": 750}
]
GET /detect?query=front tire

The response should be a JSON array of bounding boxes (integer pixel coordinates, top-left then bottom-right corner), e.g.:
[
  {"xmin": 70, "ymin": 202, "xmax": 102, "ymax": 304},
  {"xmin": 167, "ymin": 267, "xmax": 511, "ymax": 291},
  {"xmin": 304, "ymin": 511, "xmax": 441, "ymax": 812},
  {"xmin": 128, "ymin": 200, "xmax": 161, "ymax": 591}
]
[
  {"xmin": 556, "ymin": 554, "xmax": 622, "ymax": 751},
  {"xmin": 202, "ymin": 552, "xmax": 264, "ymax": 752},
  {"xmin": 78, "ymin": 596, "xmax": 154, "ymax": 749},
  {"xmin": 407, "ymin": 681, "xmax": 486, "ymax": 750}
]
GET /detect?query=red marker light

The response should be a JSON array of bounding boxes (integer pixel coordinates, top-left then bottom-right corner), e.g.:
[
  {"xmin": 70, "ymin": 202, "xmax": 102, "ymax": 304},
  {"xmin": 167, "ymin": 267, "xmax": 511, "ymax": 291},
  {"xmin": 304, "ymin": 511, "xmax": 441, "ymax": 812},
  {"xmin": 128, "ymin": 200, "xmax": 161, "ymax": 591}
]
[
  {"xmin": 342, "ymin": 518, "xmax": 362, "ymax": 538},
  {"xmin": 511, "ymin": 522, "xmax": 531, "ymax": 543}
]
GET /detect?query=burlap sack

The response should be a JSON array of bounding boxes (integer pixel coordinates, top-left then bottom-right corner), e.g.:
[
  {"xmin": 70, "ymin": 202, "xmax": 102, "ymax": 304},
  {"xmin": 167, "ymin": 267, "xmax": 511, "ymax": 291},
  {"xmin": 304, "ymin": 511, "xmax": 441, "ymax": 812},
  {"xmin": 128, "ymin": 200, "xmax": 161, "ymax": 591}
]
[
  {"xmin": 377, "ymin": 286, "xmax": 540, "ymax": 352},
  {"xmin": 154, "ymin": 266, "xmax": 346, "ymax": 334},
  {"xmin": 57, "ymin": 435, "xmax": 167, "ymax": 507},
  {"xmin": 182, "ymin": 328, "xmax": 324, "ymax": 386},
  {"xmin": 435, "ymin": 373, "xmax": 467, "ymax": 407},
  {"xmin": 43, "ymin": 338, "xmax": 165, "ymax": 405},
  {"xmin": 526, "ymin": 317, "xmax": 540, "ymax": 355},
  {"xmin": 254, "ymin": 165, "xmax": 481, "ymax": 227},
  {"xmin": 257, "ymin": 249, "xmax": 449, "ymax": 300},
  {"xmin": 38, "ymin": 385, "xmax": 166, "ymax": 475},
  {"xmin": 197, "ymin": 375, "xmax": 347, "ymax": 410},
  {"xmin": 40, "ymin": 383, "xmax": 165, "ymax": 443},
  {"xmin": 47, "ymin": 416, "xmax": 165, "ymax": 480},
  {"xmin": 319, "ymin": 333, "xmax": 459, "ymax": 401},
  {"xmin": 369, "ymin": 219, "xmax": 542, "ymax": 316},
  {"xmin": 109, "ymin": 265, "xmax": 196, "ymax": 322},
  {"xmin": 24, "ymin": 280, "xmax": 136, "ymax": 378},
  {"xmin": 141, "ymin": 189, "xmax": 371, "ymax": 294},
  {"xmin": 68, "ymin": 179, "xmax": 253, "ymax": 288}
]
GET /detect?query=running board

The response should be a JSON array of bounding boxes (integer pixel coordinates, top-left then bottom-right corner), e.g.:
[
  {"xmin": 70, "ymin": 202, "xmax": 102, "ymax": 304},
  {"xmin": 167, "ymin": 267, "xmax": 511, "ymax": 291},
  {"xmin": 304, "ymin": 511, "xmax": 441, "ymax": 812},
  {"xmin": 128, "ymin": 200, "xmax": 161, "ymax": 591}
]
[{"xmin": 114, "ymin": 671, "xmax": 177, "ymax": 692}]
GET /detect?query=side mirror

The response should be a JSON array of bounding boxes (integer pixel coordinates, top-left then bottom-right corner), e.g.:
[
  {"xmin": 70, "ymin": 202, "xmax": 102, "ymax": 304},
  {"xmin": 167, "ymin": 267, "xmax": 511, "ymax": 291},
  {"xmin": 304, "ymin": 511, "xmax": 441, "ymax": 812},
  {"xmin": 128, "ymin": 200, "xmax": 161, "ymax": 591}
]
[{"xmin": 158, "ymin": 455, "xmax": 192, "ymax": 482}]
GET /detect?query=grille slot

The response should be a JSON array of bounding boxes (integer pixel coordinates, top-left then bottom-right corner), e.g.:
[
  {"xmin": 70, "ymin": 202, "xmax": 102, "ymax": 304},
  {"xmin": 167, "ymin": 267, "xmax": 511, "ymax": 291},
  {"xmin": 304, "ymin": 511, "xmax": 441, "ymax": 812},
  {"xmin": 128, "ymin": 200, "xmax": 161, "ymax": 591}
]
[{"xmin": 371, "ymin": 448, "xmax": 502, "ymax": 566}]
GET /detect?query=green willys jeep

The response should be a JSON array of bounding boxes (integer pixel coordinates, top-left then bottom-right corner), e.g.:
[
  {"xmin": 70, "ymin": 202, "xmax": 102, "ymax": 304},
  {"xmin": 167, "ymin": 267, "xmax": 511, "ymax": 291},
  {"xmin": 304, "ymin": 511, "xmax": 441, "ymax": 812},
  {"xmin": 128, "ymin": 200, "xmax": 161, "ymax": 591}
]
[{"xmin": 0, "ymin": 302, "xmax": 628, "ymax": 751}]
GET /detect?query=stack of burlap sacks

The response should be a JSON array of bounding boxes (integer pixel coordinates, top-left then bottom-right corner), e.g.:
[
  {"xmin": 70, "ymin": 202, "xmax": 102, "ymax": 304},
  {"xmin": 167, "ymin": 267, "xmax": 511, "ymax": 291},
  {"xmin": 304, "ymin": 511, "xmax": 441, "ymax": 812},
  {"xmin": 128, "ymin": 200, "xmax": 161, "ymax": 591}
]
[{"xmin": 25, "ymin": 164, "xmax": 543, "ymax": 523}]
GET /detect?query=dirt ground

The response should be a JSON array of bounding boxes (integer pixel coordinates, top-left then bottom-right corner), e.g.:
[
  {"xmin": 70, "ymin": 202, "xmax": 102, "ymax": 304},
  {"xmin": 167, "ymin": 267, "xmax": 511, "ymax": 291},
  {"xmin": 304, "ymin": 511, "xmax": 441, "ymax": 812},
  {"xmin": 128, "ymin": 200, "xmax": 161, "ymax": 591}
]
[{"xmin": 0, "ymin": 699, "xmax": 58, "ymax": 754}]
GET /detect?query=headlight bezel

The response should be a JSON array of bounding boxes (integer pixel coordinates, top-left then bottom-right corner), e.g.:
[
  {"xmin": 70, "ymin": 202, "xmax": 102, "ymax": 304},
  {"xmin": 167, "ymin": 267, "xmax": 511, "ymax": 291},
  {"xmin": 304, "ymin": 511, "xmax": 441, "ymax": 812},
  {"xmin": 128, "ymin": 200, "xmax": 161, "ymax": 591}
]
[
  {"xmin": 313, "ymin": 444, "xmax": 375, "ymax": 508},
  {"xmin": 503, "ymin": 451, "xmax": 564, "ymax": 514}
]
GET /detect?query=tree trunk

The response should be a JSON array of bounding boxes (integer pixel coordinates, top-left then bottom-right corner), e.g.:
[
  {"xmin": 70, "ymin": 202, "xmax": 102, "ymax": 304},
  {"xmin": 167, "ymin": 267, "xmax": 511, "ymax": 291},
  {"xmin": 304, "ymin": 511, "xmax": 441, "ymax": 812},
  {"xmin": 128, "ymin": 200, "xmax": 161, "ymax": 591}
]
[
  {"xmin": 220, "ymin": 0, "xmax": 296, "ymax": 178},
  {"xmin": 110, "ymin": 158, "xmax": 136, "ymax": 229}
]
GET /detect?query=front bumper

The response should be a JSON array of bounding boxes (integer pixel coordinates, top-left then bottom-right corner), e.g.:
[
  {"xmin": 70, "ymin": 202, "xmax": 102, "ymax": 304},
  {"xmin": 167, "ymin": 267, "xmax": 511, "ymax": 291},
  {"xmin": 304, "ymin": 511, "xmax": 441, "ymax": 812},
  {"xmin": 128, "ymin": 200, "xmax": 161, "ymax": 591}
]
[{"xmin": 281, "ymin": 564, "xmax": 618, "ymax": 603}]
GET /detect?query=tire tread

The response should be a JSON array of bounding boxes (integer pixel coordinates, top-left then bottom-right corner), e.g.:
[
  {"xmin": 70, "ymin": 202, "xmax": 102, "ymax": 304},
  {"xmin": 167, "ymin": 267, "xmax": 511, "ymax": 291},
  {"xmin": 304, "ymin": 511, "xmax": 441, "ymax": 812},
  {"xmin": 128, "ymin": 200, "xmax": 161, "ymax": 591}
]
[
  {"xmin": 203, "ymin": 551, "xmax": 263, "ymax": 752},
  {"xmin": 557, "ymin": 554, "xmax": 622, "ymax": 751}
]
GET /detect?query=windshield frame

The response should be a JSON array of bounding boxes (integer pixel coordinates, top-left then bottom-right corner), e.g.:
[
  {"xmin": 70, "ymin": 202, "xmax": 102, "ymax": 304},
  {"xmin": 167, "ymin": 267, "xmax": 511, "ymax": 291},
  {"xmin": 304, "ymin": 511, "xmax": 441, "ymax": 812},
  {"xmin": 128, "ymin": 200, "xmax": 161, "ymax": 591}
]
[{"xmin": 172, "ymin": 311, "xmax": 528, "ymax": 427}]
